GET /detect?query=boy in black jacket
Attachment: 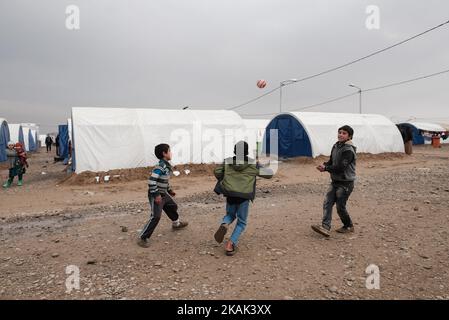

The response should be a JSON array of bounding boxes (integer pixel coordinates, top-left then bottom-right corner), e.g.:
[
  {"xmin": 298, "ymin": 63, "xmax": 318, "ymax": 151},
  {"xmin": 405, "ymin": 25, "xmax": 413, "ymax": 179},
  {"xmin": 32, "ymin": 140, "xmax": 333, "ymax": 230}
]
[{"xmin": 312, "ymin": 125, "xmax": 356, "ymax": 237}]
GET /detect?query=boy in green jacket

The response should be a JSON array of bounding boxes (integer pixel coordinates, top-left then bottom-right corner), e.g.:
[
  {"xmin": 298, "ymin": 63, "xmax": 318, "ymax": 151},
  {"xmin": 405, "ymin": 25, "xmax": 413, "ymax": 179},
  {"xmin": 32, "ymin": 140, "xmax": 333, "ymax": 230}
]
[{"xmin": 213, "ymin": 141, "xmax": 274, "ymax": 256}]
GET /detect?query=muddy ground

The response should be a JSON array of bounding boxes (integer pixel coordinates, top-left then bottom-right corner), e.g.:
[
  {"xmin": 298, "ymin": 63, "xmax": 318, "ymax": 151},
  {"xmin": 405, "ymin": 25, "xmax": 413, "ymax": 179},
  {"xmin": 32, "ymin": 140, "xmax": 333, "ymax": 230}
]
[{"xmin": 0, "ymin": 145, "xmax": 448, "ymax": 300}]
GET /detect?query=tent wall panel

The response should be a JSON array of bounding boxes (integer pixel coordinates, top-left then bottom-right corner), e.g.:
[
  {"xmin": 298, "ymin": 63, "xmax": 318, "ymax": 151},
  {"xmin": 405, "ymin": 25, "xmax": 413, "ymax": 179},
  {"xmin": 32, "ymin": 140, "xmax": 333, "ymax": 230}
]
[
  {"xmin": 72, "ymin": 108, "xmax": 246, "ymax": 173},
  {"xmin": 9, "ymin": 124, "xmax": 25, "ymax": 147}
]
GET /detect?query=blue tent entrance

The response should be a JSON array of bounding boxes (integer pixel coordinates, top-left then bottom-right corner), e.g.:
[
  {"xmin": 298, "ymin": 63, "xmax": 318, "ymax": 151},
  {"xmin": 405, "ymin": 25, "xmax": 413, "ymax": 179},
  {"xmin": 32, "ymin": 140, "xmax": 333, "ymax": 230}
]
[
  {"xmin": 397, "ymin": 123, "xmax": 424, "ymax": 145},
  {"xmin": 263, "ymin": 114, "xmax": 312, "ymax": 158}
]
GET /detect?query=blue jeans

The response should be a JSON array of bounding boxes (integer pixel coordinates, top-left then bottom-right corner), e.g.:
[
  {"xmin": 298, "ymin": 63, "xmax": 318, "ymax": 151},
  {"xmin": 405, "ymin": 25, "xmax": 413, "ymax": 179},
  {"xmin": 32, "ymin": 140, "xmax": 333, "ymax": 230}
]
[{"xmin": 221, "ymin": 200, "xmax": 250, "ymax": 245}]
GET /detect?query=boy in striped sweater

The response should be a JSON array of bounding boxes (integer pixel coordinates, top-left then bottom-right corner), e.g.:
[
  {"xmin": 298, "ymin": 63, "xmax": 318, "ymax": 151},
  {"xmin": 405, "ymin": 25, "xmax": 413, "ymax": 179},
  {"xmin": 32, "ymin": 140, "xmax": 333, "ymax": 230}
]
[{"xmin": 137, "ymin": 144, "xmax": 188, "ymax": 248}]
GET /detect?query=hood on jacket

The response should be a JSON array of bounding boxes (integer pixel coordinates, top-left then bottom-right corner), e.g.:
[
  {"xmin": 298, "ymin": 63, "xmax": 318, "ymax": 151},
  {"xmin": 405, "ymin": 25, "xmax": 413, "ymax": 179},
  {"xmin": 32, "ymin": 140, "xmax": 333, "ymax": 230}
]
[
  {"xmin": 344, "ymin": 140, "xmax": 357, "ymax": 153},
  {"xmin": 336, "ymin": 140, "xmax": 357, "ymax": 153},
  {"xmin": 225, "ymin": 156, "xmax": 255, "ymax": 171}
]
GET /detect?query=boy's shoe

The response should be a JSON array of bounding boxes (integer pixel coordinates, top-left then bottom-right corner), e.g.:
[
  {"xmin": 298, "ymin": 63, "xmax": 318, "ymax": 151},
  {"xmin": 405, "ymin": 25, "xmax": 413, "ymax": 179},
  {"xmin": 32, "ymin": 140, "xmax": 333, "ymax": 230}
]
[
  {"xmin": 137, "ymin": 238, "xmax": 150, "ymax": 248},
  {"xmin": 225, "ymin": 240, "xmax": 237, "ymax": 256},
  {"xmin": 172, "ymin": 221, "xmax": 188, "ymax": 230},
  {"xmin": 214, "ymin": 224, "xmax": 228, "ymax": 243},
  {"xmin": 311, "ymin": 225, "xmax": 330, "ymax": 237},
  {"xmin": 336, "ymin": 226, "xmax": 355, "ymax": 234},
  {"xmin": 17, "ymin": 179, "xmax": 23, "ymax": 187},
  {"xmin": 2, "ymin": 180, "xmax": 12, "ymax": 188}
]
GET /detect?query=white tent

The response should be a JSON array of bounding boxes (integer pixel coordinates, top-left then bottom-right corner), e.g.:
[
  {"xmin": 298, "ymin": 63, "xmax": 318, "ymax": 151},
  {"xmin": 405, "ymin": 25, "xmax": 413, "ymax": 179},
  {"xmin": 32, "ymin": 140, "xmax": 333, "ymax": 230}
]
[
  {"xmin": 21, "ymin": 123, "xmax": 39, "ymax": 150},
  {"xmin": 408, "ymin": 122, "xmax": 448, "ymax": 145},
  {"xmin": 243, "ymin": 119, "xmax": 270, "ymax": 141},
  {"xmin": 72, "ymin": 107, "xmax": 247, "ymax": 173},
  {"xmin": 264, "ymin": 112, "xmax": 405, "ymax": 158},
  {"xmin": 8, "ymin": 124, "xmax": 25, "ymax": 146},
  {"xmin": 38, "ymin": 134, "xmax": 47, "ymax": 147},
  {"xmin": 30, "ymin": 129, "xmax": 38, "ymax": 149},
  {"xmin": 21, "ymin": 123, "xmax": 39, "ymax": 133},
  {"xmin": 243, "ymin": 119, "xmax": 270, "ymax": 157},
  {"xmin": 409, "ymin": 122, "xmax": 446, "ymax": 132},
  {"xmin": 21, "ymin": 127, "xmax": 32, "ymax": 151}
]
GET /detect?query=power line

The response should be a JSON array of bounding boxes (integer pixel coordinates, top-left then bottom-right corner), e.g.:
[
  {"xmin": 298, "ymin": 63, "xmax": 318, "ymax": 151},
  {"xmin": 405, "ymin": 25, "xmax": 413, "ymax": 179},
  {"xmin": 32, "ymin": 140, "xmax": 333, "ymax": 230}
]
[
  {"xmin": 289, "ymin": 92, "xmax": 358, "ymax": 112},
  {"xmin": 230, "ymin": 19, "xmax": 449, "ymax": 111},
  {"xmin": 228, "ymin": 86, "xmax": 281, "ymax": 111},
  {"xmin": 241, "ymin": 67, "xmax": 449, "ymax": 117},
  {"xmin": 364, "ymin": 68, "xmax": 449, "ymax": 92}
]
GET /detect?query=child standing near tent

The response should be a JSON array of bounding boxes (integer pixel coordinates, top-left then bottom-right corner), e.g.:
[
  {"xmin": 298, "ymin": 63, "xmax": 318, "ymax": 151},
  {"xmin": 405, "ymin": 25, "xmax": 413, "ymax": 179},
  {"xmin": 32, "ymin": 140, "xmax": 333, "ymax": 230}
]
[
  {"xmin": 213, "ymin": 141, "xmax": 274, "ymax": 256},
  {"xmin": 3, "ymin": 141, "xmax": 27, "ymax": 188},
  {"xmin": 137, "ymin": 143, "xmax": 188, "ymax": 248},
  {"xmin": 312, "ymin": 125, "xmax": 356, "ymax": 237}
]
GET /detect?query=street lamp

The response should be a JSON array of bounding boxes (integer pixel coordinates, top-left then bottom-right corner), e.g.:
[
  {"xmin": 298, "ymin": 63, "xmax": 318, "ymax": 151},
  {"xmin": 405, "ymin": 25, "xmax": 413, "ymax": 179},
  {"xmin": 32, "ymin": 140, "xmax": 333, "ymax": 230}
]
[
  {"xmin": 280, "ymin": 79, "xmax": 298, "ymax": 113},
  {"xmin": 349, "ymin": 84, "xmax": 362, "ymax": 114}
]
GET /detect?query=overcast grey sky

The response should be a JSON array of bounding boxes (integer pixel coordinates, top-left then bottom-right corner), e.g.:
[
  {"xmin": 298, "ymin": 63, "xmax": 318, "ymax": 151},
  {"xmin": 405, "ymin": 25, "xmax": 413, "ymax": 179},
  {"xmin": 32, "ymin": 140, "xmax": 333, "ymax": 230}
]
[{"xmin": 0, "ymin": 0, "xmax": 448, "ymax": 133}]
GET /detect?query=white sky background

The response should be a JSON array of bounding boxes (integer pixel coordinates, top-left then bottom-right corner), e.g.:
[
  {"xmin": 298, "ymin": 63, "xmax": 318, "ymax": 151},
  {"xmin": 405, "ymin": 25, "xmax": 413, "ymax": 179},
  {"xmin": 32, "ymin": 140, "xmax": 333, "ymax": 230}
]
[{"xmin": 0, "ymin": 0, "xmax": 448, "ymax": 133}]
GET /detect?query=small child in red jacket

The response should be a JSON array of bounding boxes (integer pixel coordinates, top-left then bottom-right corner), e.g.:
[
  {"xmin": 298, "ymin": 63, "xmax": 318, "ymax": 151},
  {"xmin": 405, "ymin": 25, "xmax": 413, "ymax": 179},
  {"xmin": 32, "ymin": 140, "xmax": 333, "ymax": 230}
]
[{"xmin": 14, "ymin": 143, "xmax": 29, "ymax": 169}]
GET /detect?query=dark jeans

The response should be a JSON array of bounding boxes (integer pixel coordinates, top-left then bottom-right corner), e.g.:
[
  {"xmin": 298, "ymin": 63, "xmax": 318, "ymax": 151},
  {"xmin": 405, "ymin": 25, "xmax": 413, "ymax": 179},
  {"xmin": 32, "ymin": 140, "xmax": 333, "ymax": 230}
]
[
  {"xmin": 322, "ymin": 181, "xmax": 354, "ymax": 230},
  {"xmin": 8, "ymin": 168, "xmax": 23, "ymax": 181},
  {"xmin": 140, "ymin": 193, "xmax": 179, "ymax": 240},
  {"xmin": 46, "ymin": 144, "xmax": 52, "ymax": 152}
]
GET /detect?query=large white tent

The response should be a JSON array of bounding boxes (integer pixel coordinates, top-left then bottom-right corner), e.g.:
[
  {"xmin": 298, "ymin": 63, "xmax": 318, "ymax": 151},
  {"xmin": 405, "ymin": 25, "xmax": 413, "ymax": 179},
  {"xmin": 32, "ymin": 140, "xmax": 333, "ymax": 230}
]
[
  {"xmin": 72, "ymin": 107, "xmax": 248, "ymax": 173},
  {"xmin": 264, "ymin": 112, "xmax": 405, "ymax": 158}
]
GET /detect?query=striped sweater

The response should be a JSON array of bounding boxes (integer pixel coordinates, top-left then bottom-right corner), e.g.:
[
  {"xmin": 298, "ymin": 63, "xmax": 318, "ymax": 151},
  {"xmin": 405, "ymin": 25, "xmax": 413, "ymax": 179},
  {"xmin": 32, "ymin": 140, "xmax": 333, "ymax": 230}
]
[{"xmin": 148, "ymin": 159, "xmax": 173, "ymax": 197}]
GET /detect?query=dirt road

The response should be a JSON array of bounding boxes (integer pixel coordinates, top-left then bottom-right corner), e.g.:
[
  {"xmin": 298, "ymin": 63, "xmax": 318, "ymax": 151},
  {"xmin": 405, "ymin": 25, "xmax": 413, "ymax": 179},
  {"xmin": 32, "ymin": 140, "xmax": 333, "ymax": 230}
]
[{"xmin": 1, "ymin": 145, "xmax": 448, "ymax": 300}]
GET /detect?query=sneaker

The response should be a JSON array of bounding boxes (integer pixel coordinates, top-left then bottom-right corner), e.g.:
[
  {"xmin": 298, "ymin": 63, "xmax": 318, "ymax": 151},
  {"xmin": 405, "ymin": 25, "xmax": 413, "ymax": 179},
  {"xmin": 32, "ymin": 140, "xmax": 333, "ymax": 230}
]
[
  {"xmin": 311, "ymin": 225, "xmax": 330, "ymax": 237},
  {"xmin": 172, "ymin": 221, "xmax": 188, "ymax": 230},
  {"xmin": 214, "ymin": 224, "xmax": 228, "ymax": 243},
  {"xmin": 137, "ymin": 238, "xmax": 150, "ymax": 248},
  {"xmin": 336, "ymin": 226, "xmax": 355, "ymax": 234},
  {"xmin": 17, "ymin": 180, "xmax": 23, "ymax": 187},
  {"xmin": 225, "ymin": 240, "xmax": 237, "ymax": 256}
]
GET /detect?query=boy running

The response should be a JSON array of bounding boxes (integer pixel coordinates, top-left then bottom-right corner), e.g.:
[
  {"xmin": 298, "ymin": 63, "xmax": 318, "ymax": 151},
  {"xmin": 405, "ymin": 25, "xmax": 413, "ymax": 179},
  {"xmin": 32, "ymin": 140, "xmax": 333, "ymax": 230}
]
[{"xmin": 137, "ymin": 143, "xmax": 188, "ymax": 248}]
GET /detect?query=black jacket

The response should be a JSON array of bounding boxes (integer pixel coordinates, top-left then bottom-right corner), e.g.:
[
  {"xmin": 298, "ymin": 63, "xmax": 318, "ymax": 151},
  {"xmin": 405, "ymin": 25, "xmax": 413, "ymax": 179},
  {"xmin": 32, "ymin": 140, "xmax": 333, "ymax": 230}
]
[{"xmin": 324, "ymin": 140, "xmax": 357, "ymax": 183}]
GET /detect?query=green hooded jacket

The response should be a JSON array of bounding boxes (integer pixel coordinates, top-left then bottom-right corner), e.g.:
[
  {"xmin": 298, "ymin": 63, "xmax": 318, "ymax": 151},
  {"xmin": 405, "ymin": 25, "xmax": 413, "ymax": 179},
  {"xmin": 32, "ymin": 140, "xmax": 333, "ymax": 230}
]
[{"xmin": 214, "ymin": 156, "xmax": 273, "ymax": 201}]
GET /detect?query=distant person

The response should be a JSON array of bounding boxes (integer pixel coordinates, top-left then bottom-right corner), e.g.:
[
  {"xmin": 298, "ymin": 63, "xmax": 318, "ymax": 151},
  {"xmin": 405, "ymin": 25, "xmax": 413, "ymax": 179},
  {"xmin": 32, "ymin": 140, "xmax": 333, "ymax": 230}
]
[
  {"xmin": 2, "ymin": 141, "xmax": 28, "ymax": 188},
  {"xmin": 137, "ymin": 143, "xmax": 188, "ymax": 248},
  {"xmin": 55, "ymin": 134, "xmax": 60, "ymax": 156},
  {"xmin": 45, "ymin": 134, "xmax": 53, "ymax": 153},
  {"xmin": 213, "ymin": 141, "xmax": 274, "ymax": 256},
  {"xmin": 398, "ymin": 125, "xmax": 413, "ymax": 155},
  {"xmin": 312, "ymin": 125, "xmax": 357, "ymax": 237}
]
